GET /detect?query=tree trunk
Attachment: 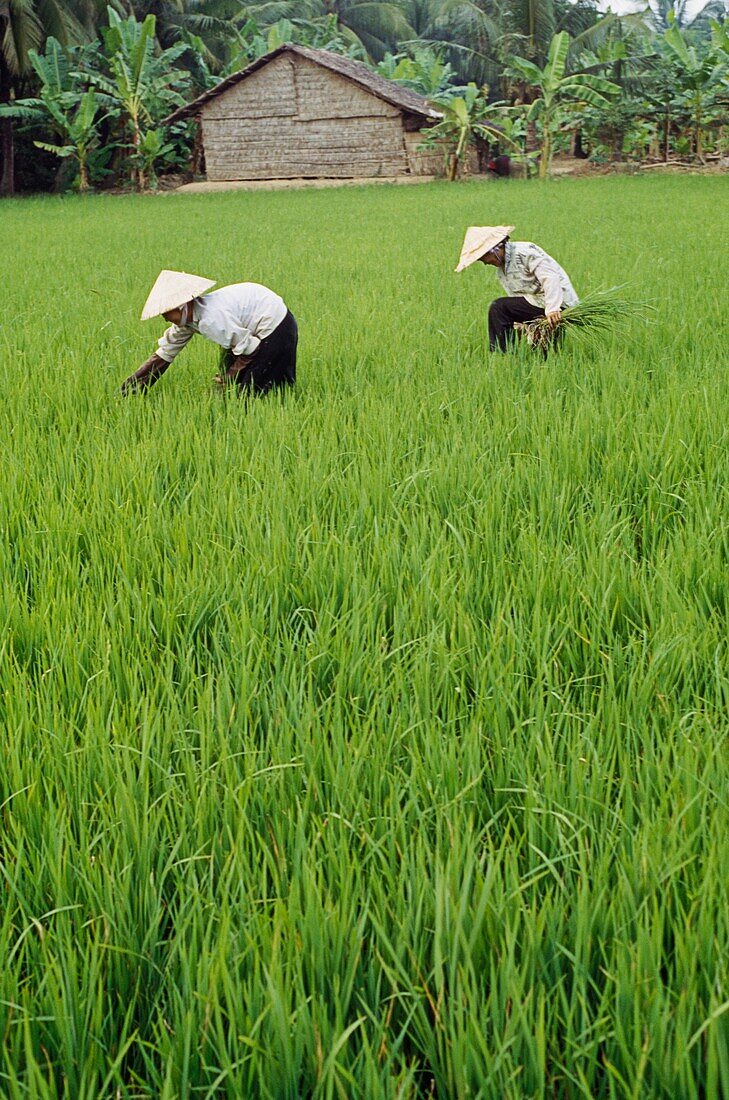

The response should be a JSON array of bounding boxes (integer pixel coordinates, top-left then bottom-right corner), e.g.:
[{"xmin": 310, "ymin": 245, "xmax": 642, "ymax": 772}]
[
  {"xmin": 0, "ymin": 56, "xmax": 15, "ymax": 197},
  {"xmin": 190, "ymin": 122, "xmax": 203, "ymax": 178},
  {"xmin": 454, "ymin": 127, "xmax": 469, "ymax": 179},
  {"xmin": 131, "ymin": 118, "xmax": 141, "ymax": 190},
  {"xmin": 663, "ymin": 109, "xmax": 670, "ymax": 162},
  {"xmin": 612, "ymin": 124, "xmax": 624, "ymax": 162},
  {"xmin": 0, "ymin": 48, "xmax": 14, "ymax": 195},
  {"xmin": 79, "ymin": 155, "xmax": 89, "ymax": 192},
  {"xmin": 474, "ymin": 132, "xmax": 489, "ymax": 173},
  {"xmin": 0, "ymin": 116, "xmax": 14, "ymax": 196},
  {"xmin": 448, "ymin": 126, "xmax": 468, "ymax": 181},
  {"xmin": 694, "ymin": 97, "xmax": 703, "ymax": 162},
  {"xmin": 539, "ymin": 127, "xmax": 551, "ymax": 180}
]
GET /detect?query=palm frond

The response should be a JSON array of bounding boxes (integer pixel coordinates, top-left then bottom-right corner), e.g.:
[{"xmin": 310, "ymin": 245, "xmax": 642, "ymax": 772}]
[
  {"xmin": 346, "ymin": 2, "xmax": 415, "ymax": 44},
  {"xmin": 1, "ymin": 0, "xmax": 42, "ymax": 76},
  {"xmin": 504, "ymin": 0, "xmax": 556, "ymax": 58},
  {"xmin": 34, "ymin": 0, "xmax": 86, "ymax": 44}
]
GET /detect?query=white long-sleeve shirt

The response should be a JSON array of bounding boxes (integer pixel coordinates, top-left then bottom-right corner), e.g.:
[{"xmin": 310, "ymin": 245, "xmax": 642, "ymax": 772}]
[
  {"xmin": 495, "ymin": 242, "xmax": 578, "ymax": 314},
  {"xmin": 156, "ymin": 282, "xmax": 288, "ymax": 363}
]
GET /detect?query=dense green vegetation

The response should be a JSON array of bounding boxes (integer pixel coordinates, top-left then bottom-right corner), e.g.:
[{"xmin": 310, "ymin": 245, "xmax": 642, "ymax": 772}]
[
  {"xmin": 1, "ymin": 174, "xmax": 728, "ymax": 1096},
  {"xmin": 1, "ymin": 0, "xmax": 727, "ymax": 193}
]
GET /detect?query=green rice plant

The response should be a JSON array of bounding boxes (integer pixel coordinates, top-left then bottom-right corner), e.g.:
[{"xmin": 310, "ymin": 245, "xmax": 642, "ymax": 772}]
[
  {"xmin": 0, "ymin": 174, "xmax": 728, "ymax": 1098},
  {"xmin": 517, "ymin": 286, "xmax": 653, "ymax": 350}
]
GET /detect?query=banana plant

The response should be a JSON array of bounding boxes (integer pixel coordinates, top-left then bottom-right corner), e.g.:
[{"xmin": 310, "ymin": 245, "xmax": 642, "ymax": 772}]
[
  {"xmin": 0, "ymin": 39, "xmax": 113, "ymax": 190},
  {"xmin": 34, "ymin": 90, "xmax": 104, "ymax": 190},
  {"xmin": 712, "ymin": 18, "xmax": 729, "ymax": 105},
  {"xmin": 87, "ymin": 7, "xmax": 189, "ymax": 189},
  {"xmin": 712, "ymin": 16, "xmax": 729, "ymax": 58},
  {"xmin": 0, "ymin": 88, "xmax": 106, "ymax": 191},
  {"xmin": 376, "ymin": 47, "xmax": 456, "ymax": 97},
  {"xmin": 132, "ymin": 126, "xmax": 177, "ymax": 189},
  {"xmin": 0, "ymin": 36, "xmax": 94, "ymax": 112},
  {"xmin": 508, "ymin": 30, "xmax": 620, "ymax": 178},
  {"xmin": 664, "ymin": 16, "xmax": 726, "ymax": 160},
  {"xmin": 422, "ymin": 83, "xmax": 517, "ymax": 180}
]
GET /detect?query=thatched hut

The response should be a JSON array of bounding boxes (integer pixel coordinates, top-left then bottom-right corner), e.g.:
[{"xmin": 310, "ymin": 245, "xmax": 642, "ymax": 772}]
[{"xmin": 164, "ymin": 44, "xmax": 444, "ymax": 182}]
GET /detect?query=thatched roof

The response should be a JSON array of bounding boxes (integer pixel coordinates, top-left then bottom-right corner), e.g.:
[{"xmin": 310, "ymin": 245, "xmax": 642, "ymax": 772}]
[{"xmin": 163, "ymin": 44, "xmax": 442, "ymax": 126}]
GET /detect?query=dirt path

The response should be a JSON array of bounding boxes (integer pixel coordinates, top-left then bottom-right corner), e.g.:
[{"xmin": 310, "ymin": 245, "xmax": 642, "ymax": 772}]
[{"xmin": 174, "ymin": 175, "xmax": 439, "ymax": 194}]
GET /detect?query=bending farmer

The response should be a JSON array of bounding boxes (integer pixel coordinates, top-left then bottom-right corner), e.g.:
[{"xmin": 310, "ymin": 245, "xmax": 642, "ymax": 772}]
[
  {"xmin": 455, "ymin": 226, "xmax": 578, "ymax": 351},
  {"xmin": 122, "ymin": 270, "xmax": 298, "ymax": 395}
]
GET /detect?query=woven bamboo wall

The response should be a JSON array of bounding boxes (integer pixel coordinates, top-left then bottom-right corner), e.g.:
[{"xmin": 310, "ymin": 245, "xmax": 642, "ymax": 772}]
[
  {"xmin": 200, "ymin": 53, "xmax": 432, "ymax": 180},
  {"xmin": 294, "ymin": 61, "xmax": 396, "ymax": 121},
  {"xmin": 203, "ymin": 55, "xmax": 298, "ymax": 121},
  {"xmin": 403, "ymin": 131, "xmax": 444, "ymax": 176}
]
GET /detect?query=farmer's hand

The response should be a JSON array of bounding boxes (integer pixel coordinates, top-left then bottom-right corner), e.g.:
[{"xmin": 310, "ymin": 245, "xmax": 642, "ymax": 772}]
[
  {"xmin": 121, "ymin": 353, "xmax": 169, "ymax": 394},
  {"xmin": 546, "ymin": 310, "xmax": 561, "ymax": 329},
  {"xmin": 212, "ymin": 354, "xmax": 253, "ymax": 387},
  {"xmin": 225, "ymin": 354, "xmax": 253, "ymax": 379}
]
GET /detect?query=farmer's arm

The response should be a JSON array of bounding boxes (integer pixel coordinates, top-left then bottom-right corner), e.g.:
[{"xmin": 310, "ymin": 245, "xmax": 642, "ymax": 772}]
[
  {"xmin": 531, "ymin": 256, "xmax": 564, "ymax": 327},
  {"xmin": 121, "ymin": 324, "xmax": 194, "ymax": 394},
  {"xmin": 232, "ymin": 328, "xmax": 260, "ymax": 356},
  {"xmin": 223, "ymin": 327, "xmax": 260, "ymax": 377},
  {"xmin": 200, "ymin": 317, "xmax": 260, "ymax": 384}
]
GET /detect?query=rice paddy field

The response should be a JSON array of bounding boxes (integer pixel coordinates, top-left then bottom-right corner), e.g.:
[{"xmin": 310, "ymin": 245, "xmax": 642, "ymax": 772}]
[{"xmin": 1, "ymin": 173, "xmax": 728, "ymax": 1098}]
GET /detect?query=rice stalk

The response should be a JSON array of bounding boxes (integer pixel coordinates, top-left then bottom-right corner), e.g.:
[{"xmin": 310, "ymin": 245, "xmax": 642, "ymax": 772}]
[
  {"xmin": 518, "ymin": 286, "xmax": 653, "ymax": 350},
  {"xmin": 1, "ymin": 176, "xmax": 727, "ymax": 1099}
]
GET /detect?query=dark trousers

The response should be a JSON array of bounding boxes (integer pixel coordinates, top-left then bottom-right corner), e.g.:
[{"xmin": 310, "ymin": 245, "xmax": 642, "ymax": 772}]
[
  {"xmin": 488, "ymin": 296, "xmax": 545, "ymax": 351},
  {"xmin": 222, "ymin": 309, "xmax": 298, "ymax": 395}
]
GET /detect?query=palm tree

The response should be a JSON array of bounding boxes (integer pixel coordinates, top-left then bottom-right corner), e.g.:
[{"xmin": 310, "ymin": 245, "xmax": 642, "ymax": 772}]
[
  {"xmin": 646, "ymin": 0, "xmax": 728, "ymax": 32},
  {"xmin": 168, "ymin": 0, "xmax": 253, "ymax": 70},
  {"xmin": 0, "ymin": 37, "xmax": 111, "ymax": 189},
  {"xmin": 0, "ymin": 0, "xmax": 118, "ymax": 192},
  {"xmin": 400, "ymin": 0, "xmax": 607, "ymax": 89},
  {"xmin": 502, "ymin": 0, "xmax": 556, "ymax": 61},
  {"xmin": 122, "ymin": 0, "xmax": 188, "ymax": 48},
  {"xmin": 397, "ymin": 0, "xmax": 502, "ymax": 85},
  {"xmin": 564, "ymin": 9, "xmax": 655, "ymax": 156},
  {"xmin": 1, "ymin": 0, "xmax": 105, "ymax": 194},
  {"xmin": 2, "ymin": 0, "xmax": 41, "ymax": 193},
  {"xmin": 29, "ymin": 90, "xmax": 103, "ymax": 189},
  {"xmin": 69, "ymin": 0, "xmax": 120, "ymax": 38},
  {"xmin": 241, "ymin": 0, "xmax": 415, "ymax": 59}
]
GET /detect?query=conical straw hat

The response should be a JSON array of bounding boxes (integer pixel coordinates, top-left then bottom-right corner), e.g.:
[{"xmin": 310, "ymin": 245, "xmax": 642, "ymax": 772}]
[
  {"xmin": 141, "ymin": 270, "xmax": 217, "ymax": 320},
  {"xmin": 455, "ymin": 226, "xmax": 515, "ymax": 272}
]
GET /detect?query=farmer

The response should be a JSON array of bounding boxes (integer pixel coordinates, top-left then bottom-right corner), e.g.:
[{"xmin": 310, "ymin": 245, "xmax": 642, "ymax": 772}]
[
  {"xmin": 455, "ymin": 226, "xmax": 578, "ymax": 352},
  {"xmin": 121, "ymin": 270, "xmax": 297, "ymax": 395}
]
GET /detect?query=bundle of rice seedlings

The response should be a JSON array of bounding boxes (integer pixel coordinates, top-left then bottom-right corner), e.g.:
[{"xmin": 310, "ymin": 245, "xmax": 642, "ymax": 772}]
[{"xmin": 517, "ymin": 287, "xmax": 652, "ymax": 351}]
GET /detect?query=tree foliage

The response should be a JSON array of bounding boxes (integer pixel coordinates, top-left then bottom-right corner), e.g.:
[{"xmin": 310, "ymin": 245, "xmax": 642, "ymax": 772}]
[
  {"xmin": 86, "ymin": 7, "xmax": 190, "ymax": 187},
  {"xmin": 421, "ymin": 81, "xmax": 513, "ymax": 178},
  {"xmin": 1, "ymin": 0, "xmax": 728, "ymax": 193},
  {"xmin": 508, "ymin": 30, "xmax": 619, "ymax": 177}
]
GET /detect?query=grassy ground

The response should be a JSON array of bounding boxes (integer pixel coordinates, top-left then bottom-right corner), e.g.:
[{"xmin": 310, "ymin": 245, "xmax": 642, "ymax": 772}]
[{"xmin": 1, "ymin": 174, "xmax": 728, "ymax": 1098}]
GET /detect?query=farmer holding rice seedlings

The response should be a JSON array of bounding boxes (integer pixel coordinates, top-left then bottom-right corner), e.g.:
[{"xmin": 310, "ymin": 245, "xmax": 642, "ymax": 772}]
[
  {"xmin": 455, "ymin": 226, "xmax": 578, "ymax": 352},
  {"xmin": 121, "ymin": 270, "xmax": 297, "ymax": 395}
]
